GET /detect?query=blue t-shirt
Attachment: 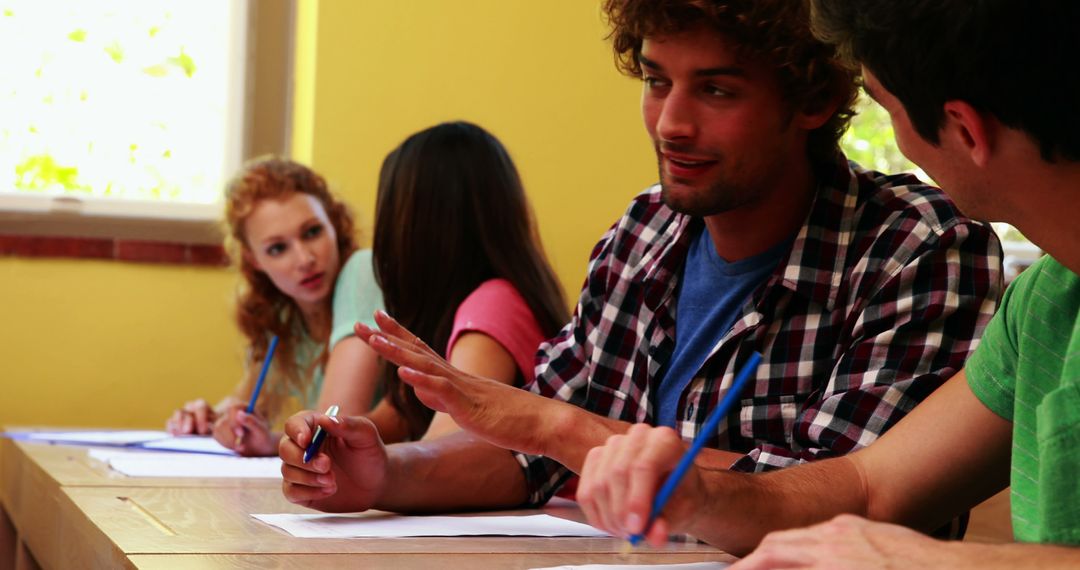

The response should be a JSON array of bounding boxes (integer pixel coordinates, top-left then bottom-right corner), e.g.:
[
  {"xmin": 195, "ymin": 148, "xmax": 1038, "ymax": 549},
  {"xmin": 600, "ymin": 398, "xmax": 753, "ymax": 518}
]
[{"xmin": 655, "ymin": 227, "xmax": 791, "ymax": 427}]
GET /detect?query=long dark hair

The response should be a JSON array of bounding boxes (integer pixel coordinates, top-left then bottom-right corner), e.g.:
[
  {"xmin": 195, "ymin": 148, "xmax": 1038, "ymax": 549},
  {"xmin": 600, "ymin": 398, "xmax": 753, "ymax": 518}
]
[{"xmin": 373, "ymin": 121, "xmax": 569, "ymax": 439}]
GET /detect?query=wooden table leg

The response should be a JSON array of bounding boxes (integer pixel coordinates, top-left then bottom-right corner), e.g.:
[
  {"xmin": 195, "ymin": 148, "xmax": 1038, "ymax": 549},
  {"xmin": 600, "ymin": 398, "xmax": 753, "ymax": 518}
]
[
  {"xmin": 14, "ymin": 537, "xmax": 41, "ymax": 570},
  {"xmin": 0, "ymin": 506, "xmax": 16, "ymax": 569}
]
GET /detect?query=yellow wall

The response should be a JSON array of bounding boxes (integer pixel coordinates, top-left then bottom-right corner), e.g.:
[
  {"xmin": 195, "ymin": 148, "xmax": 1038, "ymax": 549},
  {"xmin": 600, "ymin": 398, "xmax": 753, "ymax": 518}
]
[
  {"xmin": 0, "ymin": 257, "xmax": 242, "ymax": 428},
  {"xmin": 1, "ymin": 1, "xmax": 655, "ymax": 428},
  {"xmin": 303, "ymin": 1, "xmax": 655, "ymax": 290}
]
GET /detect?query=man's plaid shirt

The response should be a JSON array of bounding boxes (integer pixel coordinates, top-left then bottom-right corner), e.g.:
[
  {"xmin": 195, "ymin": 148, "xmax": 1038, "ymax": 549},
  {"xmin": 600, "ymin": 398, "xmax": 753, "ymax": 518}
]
[{"xmin": 516, "ymin": 160, "xmax": 1003, "ymax": 506}]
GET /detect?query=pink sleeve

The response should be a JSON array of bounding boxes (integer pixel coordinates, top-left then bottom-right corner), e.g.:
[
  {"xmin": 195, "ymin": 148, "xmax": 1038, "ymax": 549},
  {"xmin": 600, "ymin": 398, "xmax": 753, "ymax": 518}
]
[{"xmin": 446, "ymin": 279, "xmax": 547, "ymax": 384}]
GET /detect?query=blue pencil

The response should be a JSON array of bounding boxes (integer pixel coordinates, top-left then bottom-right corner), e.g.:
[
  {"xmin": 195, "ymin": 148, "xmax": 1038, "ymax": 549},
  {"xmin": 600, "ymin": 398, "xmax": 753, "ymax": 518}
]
[
  {"xmin": 246, "ymin": 335, "xmax": 279, "ymax": 414},
  {"xmin": 234, "ymin": 335, "xmax": 279, "ymax": 447},
  {"xmin": 628, "ymin": 351, "xmax": 763, "ymax": 546}
]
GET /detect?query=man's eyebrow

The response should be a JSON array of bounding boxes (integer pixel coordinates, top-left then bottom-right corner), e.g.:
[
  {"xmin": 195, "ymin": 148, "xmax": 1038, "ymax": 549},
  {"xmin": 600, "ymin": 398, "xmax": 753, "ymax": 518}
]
[
  {"xmin": 638, "ymin": 53, "xmax": 662, "ymax": 71},
  {"xmin": 637, "ymin": 53, "xmax": 745, "ymax": 77}
]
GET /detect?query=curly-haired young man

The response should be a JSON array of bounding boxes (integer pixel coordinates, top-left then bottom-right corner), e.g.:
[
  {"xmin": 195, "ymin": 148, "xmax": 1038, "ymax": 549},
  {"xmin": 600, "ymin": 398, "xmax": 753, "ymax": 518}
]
[
  {"xmin": 276, "ymin": 0, "xmax": 1002, "ymax": 533},
  {"xmin": 576, "ymin": 1, "xmax": 1080, "ymax": 567}
]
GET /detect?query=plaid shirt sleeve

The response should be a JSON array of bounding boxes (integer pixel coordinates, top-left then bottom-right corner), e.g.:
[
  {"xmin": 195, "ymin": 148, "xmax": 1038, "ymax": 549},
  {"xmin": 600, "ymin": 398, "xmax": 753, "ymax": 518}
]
[
  {"xmin": 513, "ymin": 222, "xmax": 620, "ymax": 506},
  {"xmin": 730, "ymin": 204, "xmax": 1003, "ymax": 472}
]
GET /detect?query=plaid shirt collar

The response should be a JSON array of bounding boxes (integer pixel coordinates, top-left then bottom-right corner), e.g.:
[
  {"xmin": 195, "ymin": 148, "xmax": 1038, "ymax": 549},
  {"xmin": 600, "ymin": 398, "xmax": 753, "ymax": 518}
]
[{"xmin": 642, "ymin": 159, "xmax": 857, "ymax": 317}]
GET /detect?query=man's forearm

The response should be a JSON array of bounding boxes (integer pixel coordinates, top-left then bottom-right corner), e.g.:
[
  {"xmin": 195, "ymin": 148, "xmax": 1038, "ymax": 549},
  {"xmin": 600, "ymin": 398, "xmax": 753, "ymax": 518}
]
[
  {"xmin": 541, "ymin": 400, "xmax": 629, "ymax": 472},
  {"xmin": 542, "ymin": 399, "xmax": 750, "ymax": 475},
  {"xmin": 376, "ymin": 431, "xmax": 529, "ymax": 513},
  {"xmin": 690, "ymin": 455, "xmax": 869, "ymax": 554}
]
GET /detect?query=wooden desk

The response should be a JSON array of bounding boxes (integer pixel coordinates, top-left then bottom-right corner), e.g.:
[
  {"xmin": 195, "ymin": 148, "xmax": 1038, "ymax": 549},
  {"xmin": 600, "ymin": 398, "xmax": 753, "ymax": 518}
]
[
  {"xmin": 1, "ymin": 437, "xmax": 733, "ymax": 569},
  {"xmin": 966, "ymin": 489, "xmax": 1013, "ymax": 544},
  {"xmin": 0, "ymin": 437, "xmax": 277, "ymax": 570},
  {"xmin": 0, "ymin": 438, "xmax": 279, "ymax": 494},
  {"xmin": 55, "ymin": 486, "xmax": 730, "ymax": 569}
]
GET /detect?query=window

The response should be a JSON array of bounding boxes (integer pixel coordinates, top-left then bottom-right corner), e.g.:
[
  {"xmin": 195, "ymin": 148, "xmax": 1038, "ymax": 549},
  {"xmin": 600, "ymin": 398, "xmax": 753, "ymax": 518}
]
[
  {"xmin": 842, "ymin": 91, "xmax": 1040, "ymax": 280},
  {"xmin": 0, "ymin": 0, "xmax": 267, "ymax": 245}
]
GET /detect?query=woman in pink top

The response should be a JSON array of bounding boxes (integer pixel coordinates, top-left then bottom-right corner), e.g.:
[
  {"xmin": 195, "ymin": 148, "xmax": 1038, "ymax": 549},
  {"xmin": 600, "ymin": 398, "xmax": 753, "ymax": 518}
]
[{"xmin": 364, "ymin": 121, "xmax": 570, "ymax": 442}]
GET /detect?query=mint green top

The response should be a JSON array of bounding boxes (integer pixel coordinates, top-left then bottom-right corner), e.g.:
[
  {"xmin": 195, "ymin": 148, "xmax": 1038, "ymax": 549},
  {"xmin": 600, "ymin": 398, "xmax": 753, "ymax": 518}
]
[
  {"xmin": 966, "ymin": 255, "xmax": 1080, "ymax": 544},
  {"xmin": 294, "ymin": 249, "xmax": 384, "ymax": 406}
]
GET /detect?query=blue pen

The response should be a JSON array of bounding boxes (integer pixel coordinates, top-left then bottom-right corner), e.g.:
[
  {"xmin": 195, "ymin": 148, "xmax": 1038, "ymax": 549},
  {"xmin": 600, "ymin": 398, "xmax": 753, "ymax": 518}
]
[
  {"xmin": 628, "ymin": 351, "xmax": 763, "ymax": 546},
  {"xmin": 304, "ymin": 404, "xmax": 340, "ymax": 463},
  {"xmin": 247, "ymin": 335, "xmax": 280, "ymax": 413},
  {"xmin": 235, "ymin": 335, "xmax": 279, "ymax": 446}
]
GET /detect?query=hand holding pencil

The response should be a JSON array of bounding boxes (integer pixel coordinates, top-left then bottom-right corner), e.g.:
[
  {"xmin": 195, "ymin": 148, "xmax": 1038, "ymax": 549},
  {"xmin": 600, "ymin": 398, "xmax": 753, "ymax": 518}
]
[
  {"xmin": 577, "ymin": 353, "xmax": 762, "ymax": 546},
  {"xmin": 211, "ymin": 335, "xmax": 279, "ymax": 456}
]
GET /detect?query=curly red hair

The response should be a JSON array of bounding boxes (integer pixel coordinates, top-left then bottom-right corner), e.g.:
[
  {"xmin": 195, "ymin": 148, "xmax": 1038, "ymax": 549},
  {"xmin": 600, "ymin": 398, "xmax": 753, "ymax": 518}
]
[{"xmin": 224, "ymin": 157, "xmax": 358, "ymax": 422}]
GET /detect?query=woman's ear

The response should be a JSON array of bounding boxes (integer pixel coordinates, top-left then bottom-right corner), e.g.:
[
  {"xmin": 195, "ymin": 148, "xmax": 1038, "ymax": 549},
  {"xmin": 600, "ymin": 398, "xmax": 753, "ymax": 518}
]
[{"xmin": 942, "ymin": 100, "xmax": 994, "ymax": 167}]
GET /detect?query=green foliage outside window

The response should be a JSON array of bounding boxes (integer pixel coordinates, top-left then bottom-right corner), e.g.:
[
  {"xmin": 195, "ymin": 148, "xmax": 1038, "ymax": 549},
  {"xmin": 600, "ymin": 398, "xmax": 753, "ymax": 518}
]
[
  {"xmin": 0, "ymin": 1, "xmax": 233, "ymax": 204},
  {"xmin": 841, "ymin": 91, "xmax": 1031, "ymax": 248},
  {"xmin": 841, "ymin": 92, "xmax": 921, "ymax": 176}
]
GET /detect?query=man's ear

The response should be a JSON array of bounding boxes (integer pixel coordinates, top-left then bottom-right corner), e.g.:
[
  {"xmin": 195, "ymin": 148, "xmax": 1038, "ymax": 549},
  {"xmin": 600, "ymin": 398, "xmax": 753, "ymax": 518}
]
[
  {"xmin": 942, "ymin": 100, "xmax": 994, "ymax": 167},
  {"xmin": 792, "ymin": 90, "xmax": 844, "ymax": 131}
]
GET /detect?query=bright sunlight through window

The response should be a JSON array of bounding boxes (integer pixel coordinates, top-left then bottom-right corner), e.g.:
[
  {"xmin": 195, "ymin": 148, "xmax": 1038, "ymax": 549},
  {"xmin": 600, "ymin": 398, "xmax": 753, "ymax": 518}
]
[
  {"xmin": 0, "ymin": 0, "xmax": 246, "ymax": 214},
  {"xmin": 842, "ymin": 91, "xmax": 1040, "ymax": 278}
]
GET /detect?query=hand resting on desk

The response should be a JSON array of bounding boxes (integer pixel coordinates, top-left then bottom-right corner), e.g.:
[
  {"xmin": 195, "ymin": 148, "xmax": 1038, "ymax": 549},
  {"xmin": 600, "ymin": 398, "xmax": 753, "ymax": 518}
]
[{"xmin": 165, "ymin": 398, "xmax": 219, "ymax": 435}]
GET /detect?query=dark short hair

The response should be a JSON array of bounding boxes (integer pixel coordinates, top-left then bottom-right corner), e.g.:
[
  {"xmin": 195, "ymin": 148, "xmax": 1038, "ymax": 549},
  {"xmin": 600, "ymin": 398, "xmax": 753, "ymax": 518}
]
[
  {"xmin": 811, "ymin": 0, "xmax": 1080, "ymax": 162},
  {"xmin": 603, "ymin": 0, "xmax": 858, "ymax": 165}
]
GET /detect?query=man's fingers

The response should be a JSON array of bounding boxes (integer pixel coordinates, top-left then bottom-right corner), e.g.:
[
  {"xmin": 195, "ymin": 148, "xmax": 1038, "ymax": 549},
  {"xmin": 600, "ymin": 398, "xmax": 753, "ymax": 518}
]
[
  {"xmin": 625, "ymin": 426, "xmax": 684, "ymax": 536},
  {"xmin": 397, "ymin": 367, "xmax": 456, "ymax": 413},
  {"xmin": 287, "ymin": 412, "xmax": 382, "ymax": 460},
  {"xmin": 283, "ymin": 411, "xmax": 320, "ymax": 450},
  {"xmin": 354, "ymin": 322, "xmax": 376, "ymax": 343},
  {"xmin": 362, "ymin": 314, "xmax": 457, "ymax": 378},
  {"xmin": 367, "ymin": 334, "xmax": 454, "ymax": 378},
  {"xmin": 578, "ymin": 445, "xmax": 614, "ymax": 535},
  {"xmin": 281, "ymin": 458, "xmax": 335, "ymax": 487},
  {"xmin": 577, "ymin": 445, "xmax": 607, "ymax": 533},
  {"xmin": 607, "ymin": 431, "xmax": 647, "ymax": 536},
  {"xmin": 729, "ymin": 528, "xmax": 816, "ymax": 570},
  {"xmin": 281, "ymin": 477, "xmax": 337, "ymax": 505},
  {"xmin": 583, "ymin": 436, "xmax": 625, "ymax": 536},
  {"xmin": 645, "ymin": 518, "xmax": 671, "ymax": 548},
  {"xmin": 317, "ymin": 414, "xmax": 383, "ymax": 451},
  {"xmin": 373, "ymin": 310, "xmax": 424, "ymax": 348}
]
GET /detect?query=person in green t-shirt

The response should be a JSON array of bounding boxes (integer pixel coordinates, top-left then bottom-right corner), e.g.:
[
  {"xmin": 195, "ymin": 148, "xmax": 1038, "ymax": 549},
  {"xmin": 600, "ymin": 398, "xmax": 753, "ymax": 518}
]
[
  {"xmin": 570, "ymin": 1, "xmax": 1080, "ymax": 567},
  {"xmin": 165, "ymin": 158, "xmax": 385, "ymax": 456}
]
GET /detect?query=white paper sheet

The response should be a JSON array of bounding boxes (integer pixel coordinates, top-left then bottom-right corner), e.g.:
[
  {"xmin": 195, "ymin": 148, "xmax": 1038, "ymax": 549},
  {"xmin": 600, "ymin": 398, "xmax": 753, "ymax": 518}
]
[
  {"xmin": 531, "ymin": 563, "xmax": 729, "ymax": 570},
  {"xmin": 88, "ymin": 448, "xmax": 282, "ymax": 478},
  {"xmin": 252, "ymin": 513, "xmax": 610, "ymax": 538},
  {"xmin": 140, "ymin": 436, "xmax": 236, "ymax": 455},
  {"xmin": 8, "ymin": 430, "xmax": 237, "ymax": 456},
  {"xmin": 13, "ymin": 430, "xmax": 170, "ymax": 446}
]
